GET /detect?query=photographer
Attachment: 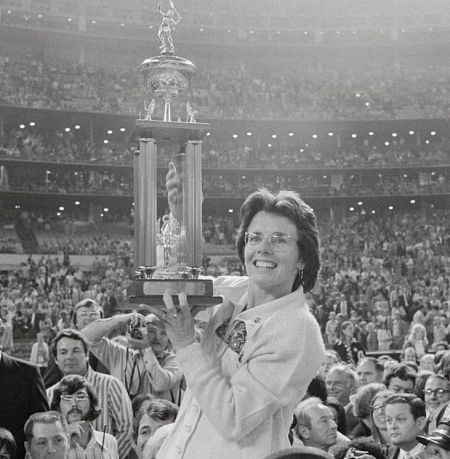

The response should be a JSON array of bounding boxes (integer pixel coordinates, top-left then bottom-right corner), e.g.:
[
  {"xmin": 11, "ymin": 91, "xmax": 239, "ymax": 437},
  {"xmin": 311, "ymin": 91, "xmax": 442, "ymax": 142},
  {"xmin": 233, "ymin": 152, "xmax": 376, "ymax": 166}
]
[{"xmin": 82, "ymin": 312, "xmax": 183, "ymax": 403}]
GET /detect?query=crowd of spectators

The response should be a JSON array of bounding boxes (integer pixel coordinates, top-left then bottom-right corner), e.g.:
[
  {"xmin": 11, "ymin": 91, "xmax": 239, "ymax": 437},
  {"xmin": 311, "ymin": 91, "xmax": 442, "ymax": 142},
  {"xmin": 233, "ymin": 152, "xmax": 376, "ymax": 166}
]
[
  {"xmin": 3, "ymin": 54, "xmax": 450, "ymax": 121},
  {"xmin": 1, "ymin": 127, "xmax": 448, "ymax": 170},
  {"xmin": 0, "ymin": 206, "xmax": 449, "ymax": 458}
]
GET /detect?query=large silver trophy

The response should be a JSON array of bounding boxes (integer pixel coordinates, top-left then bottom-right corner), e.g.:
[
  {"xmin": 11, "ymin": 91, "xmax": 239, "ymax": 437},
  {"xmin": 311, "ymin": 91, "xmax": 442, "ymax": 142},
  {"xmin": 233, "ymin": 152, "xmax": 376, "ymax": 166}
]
[{"xmin": 127, "ymin": 1, "xmax": 221, "ymax": 310}]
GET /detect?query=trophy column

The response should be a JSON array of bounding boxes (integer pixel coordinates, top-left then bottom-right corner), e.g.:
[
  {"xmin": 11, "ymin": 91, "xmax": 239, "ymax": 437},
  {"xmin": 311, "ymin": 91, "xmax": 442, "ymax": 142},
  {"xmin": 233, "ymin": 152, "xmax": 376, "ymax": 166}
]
[{"xmin": 134, "ymin": 138, "xmax": 157, "ymax": 268}]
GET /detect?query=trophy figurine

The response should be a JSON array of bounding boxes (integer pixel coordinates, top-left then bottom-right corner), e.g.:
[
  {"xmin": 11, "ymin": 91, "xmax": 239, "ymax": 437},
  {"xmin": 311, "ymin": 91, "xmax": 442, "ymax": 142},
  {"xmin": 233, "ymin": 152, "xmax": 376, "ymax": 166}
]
[
  {"xmin": 126, "ymin": 1, "xmax": 221, "ymax": 311},
  {"xmin": 144, "ymin": 99, "xmax": 155, "ymax": 120}
]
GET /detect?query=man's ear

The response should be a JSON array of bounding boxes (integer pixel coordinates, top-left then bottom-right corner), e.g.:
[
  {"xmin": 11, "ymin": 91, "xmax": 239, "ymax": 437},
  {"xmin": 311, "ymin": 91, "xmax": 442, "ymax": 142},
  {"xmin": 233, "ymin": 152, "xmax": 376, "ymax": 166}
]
[
  {"xmin": 297, "ymin": 425, "xmax": 310, "ymax": 440},
  {"xmin": 417, "ymin": 416, "xmax": 426, "ymax": 432}
]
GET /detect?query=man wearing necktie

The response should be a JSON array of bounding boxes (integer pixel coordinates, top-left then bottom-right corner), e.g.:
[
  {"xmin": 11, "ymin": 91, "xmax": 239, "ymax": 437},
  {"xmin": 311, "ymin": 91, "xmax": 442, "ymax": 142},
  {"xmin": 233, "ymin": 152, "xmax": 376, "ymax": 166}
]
[{"xmin": 385, "ymin": 393, "xmax": 427, "ymax": 459}]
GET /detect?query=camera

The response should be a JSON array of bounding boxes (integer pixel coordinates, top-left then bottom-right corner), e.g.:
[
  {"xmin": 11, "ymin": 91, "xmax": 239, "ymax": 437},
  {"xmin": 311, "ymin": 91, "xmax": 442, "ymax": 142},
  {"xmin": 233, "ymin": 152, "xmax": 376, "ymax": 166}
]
[{"xmin": 127, "ymin": 318, "xmax": 144, "ymax": 340}]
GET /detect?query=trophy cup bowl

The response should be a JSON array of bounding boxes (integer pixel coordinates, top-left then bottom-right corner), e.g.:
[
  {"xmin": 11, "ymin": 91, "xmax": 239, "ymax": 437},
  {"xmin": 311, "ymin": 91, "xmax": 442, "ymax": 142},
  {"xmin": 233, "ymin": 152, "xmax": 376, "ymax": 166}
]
[{"xmin": 140, "ymin": 55, "xmax": 196, "ymax": 121}]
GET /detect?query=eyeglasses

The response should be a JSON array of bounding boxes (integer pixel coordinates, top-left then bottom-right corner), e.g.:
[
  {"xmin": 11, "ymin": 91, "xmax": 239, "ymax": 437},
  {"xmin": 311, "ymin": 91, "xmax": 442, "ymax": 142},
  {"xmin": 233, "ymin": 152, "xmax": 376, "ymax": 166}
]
[
  {"xmin": 372, "ymin": 404, "xmax": 385, "ymax": 412},
  {"xmin": 61, "ymin": 393, "xmax": 89, "ymax": 403},
  {"xmin": 77, "ymin": 311, "xmax": 100, "ymax": 318},
  {"xmin": 424, "ymin": 389, "xmax": 450, "ymax": 397},
  {"xmin": 244, "ymin": 232, "xmax": 295, "ymax": 252}
]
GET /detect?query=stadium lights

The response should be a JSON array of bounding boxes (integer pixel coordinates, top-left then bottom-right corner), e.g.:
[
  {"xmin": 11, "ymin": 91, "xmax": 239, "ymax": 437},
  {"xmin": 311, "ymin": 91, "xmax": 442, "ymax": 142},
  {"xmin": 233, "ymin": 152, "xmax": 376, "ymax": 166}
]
[
  {"xmin": 351, "ymin": 134, "xmax": 357, "ymax": 138},
  {"xmin": 267, "ymin": 144, "xmax": 272, "ymax": 147},
  {"xmin": 57, "ymin": 212, "xmax": 61, "ymax": 216},
  {"xmin": 65, "ymin": 127, "xmax": 71, "ymax": 132},
  {"xmin": 91, "ymin": 20, "xmax": 96, "ymax": 24},
  {"xmin": 46, "ymin": 170, "xmax": 51, "ymax": 175},
  {"xmin": 228, "ymin": 209, "xmax": 234, "ymax": 213},
  {"xmin": 199, "ymin": 28, "xmax": 204, "ymax": 32},
  {"xmin": 75, "ymin": 125, "xmax": 80, "ymax": 130},
  {"xmin": 74, "ymin": 172, "xmax": 78, "ymax": 176},
  {"xmin": 29, "ymin": 122, "xmax": 35, "ymax": 127},
  {"xmin": 272, "ymin": 134, "xmax": 277, "ymax": 139},
  {"xmin": 206, "ymin": 132, "xmax": 210, "ymax": 136},
  {"xmin": 403, "ymin": 174, "xmax": 408, "ymax": 178},
  {"xmin": 7, "ymin": 10, "xmax": 11, "ymax": 14},
  {"xmin": 365, "ymin": 102, "xmax": 370, "ymax": 107},
  {"xmin": 410, "ymin": 199, "xmax": 416, "ymax": 204},
  {"xmin": 246, "ymin": 132, "xmax": 252, "ymax": 136},
  {"xmin": 103, "ymin": 208, "xmax": 109, "ymax": 212},
  {"xmin": 388, "ymin": 205, "xmax": 394, "ymax": 210},
  {"xmin": 75, "ymin": 201, "xmax": 80, "ymax": 205},
  {"xmin": 328, "ymin": 132, "xmax": 333, "ymax": 136},
  {"xmin": 232, "ymin": 134, "xmax": 238, "ymax": 139},
  {"xmin": 100, "ymin": 213, "xmax": 104, "ymax": 217},
  {"xmin": 372, "ymin": 210, "xmax": 376, "ymax": 214},
  {"xmin": 322, "ymin": 175, "xmax": 328, "ymax": 179},
  {"xmin": 431, "ymin": 171, "xmax": 436, "ymax": 175},
  {"xmin": 59, "ymin": 206, "xmax": 64, "ymax": 211},
  {"xmin": 392, "ymin": 133, "xmax": 397, "ymax": 137},
  {"xmin": 385, "ymin": 141, "xmax": 390, "ymax": 146},
  {"xmin": 355, "ymin": 93, "xmax": 361, "ymax": 98},
  {"xmin": 300, "ymin": 149, "xmax": 304, "ymax": 152},
  {"xmin": 288, "ymin": 132, "xmax": 294, "ymax": 137},
  {"xmin": 431, "ymin": 131, "xmax": 437, "ymax": 135},
  {"xmin": 120, "ymin": 23, "xmax": 125, "ymax": 27},
  {"xmin": 67, "ymin": 18, "xmax": 72, "ymax": 22},
  {"xmin": 349, "ymin": 207, "xmax": 354, "ymax": 211},
  {"xmin": 312, "ymin": 134, "xmax": 318, "ymax": 139},
  {"xmin": 103, "ymin": 140, "xmax": 109, "ymax": 144},
  {"xmin": 368, "ymin": 131, "xmax": 374, "ymax": 136},
  {"xmin": 15, "ymin": 205, "xmax": 20, "ymax": 209},
  {"xmin": 120, "ymin": 128, "xmax": 126, "ymax": 132},
  {"xmin": 357, "ymin": 201, "xmax": 363, "ymax": 206},
  {"xmin": 19, "ymin": 124, "xmax": 25, "ymax": 129},
  {"xmin": 378, "ymin": 174, "xmax": 382, "ymax": 178},
  {"xmin": 425, "ymin": 140, "xmax": 430, "ymax": 144},
  {"xmin": 107, "ymin": 130, "xmax": 113, "ymax": 134},
  {"xmin": 409, "ymin": 130, "xmax": 415, "ymax": 135}
]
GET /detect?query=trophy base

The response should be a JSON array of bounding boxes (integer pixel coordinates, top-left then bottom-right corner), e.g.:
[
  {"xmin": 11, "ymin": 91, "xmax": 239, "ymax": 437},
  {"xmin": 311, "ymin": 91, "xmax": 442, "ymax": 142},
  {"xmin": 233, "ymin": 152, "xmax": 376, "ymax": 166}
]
[{"xmin": 123, "ymin": 279, "xmax": 222, "ymax": 311}]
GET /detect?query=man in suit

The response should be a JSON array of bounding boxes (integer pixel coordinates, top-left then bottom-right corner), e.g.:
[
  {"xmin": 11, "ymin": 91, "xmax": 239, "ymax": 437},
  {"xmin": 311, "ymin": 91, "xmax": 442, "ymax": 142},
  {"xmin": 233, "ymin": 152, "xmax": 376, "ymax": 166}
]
[
  {"xmin": 385, "ymin": 393, "xmax": 426, "ymax": 459},
  {"xmin": 0, "ymin": 351, "xmax": 49, "ymax": 459}
]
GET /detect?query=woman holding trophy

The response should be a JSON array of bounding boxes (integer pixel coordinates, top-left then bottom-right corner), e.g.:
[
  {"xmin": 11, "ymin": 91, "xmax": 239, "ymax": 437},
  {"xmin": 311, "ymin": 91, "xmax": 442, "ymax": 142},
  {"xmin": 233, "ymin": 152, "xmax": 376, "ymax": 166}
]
[{"xmin": 155, "ymin": 165, "xmax": 325, "ymax": 458}]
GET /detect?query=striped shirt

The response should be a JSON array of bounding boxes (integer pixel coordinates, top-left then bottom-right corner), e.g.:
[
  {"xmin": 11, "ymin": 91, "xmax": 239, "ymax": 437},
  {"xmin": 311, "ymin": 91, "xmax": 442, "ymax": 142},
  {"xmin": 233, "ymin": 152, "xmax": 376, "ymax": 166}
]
[{"xmin": 47, "ymin": 366, "xmax": 133, "ymax": 458}]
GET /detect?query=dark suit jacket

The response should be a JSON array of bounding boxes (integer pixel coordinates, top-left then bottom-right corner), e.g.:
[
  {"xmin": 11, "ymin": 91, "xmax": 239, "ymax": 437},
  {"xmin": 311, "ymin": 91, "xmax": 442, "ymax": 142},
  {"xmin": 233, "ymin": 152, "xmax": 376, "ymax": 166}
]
[{"xmin": 0, "ymin": 353, "xmax": 49, "ymax": 459}]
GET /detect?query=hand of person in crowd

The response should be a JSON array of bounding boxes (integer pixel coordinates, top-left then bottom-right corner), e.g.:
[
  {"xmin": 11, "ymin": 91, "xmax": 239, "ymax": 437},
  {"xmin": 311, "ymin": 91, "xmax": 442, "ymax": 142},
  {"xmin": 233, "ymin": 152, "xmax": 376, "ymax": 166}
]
[
  {"xmin": 66, "ymin": 420, "xmax": 88, "ymax": 443},
  {"xmin": 162, "ymin": 291, "xmax": 196, "ymax": 351}
]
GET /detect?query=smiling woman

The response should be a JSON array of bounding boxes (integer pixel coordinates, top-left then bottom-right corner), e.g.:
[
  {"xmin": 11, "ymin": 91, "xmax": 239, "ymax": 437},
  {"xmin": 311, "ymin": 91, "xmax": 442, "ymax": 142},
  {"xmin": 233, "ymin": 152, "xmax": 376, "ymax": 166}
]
[{"xmin": 158, "ymin": 188, "xmax": 326, "ymax": 458}]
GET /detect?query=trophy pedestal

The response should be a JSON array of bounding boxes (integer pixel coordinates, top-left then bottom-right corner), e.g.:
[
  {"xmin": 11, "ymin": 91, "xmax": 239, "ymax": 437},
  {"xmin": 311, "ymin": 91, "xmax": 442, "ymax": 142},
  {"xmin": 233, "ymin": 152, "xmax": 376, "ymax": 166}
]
[{"xmin": 127, "ymin": 279, "xmax": 222, "ymax": 309}]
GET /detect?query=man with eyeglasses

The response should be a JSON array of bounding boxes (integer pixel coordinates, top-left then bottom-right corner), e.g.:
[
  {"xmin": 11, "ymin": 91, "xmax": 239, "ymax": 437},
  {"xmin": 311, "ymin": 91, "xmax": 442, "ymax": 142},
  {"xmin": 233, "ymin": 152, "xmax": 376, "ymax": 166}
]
[
  {"xmin": 424, "ymin": 375, "xmax": 450, "ymax": 434},
  {"xmin": 50, "ymin": 374, "xmax": 118, "ymax": 458},
  {"xmin": 46, "ymin": 329, "xmax": 133, "ymax": 458},
  {"xmin": 82, "ymin": 312, "xmax": 183, "ymax": 403},
  {"xmin": 44, "ymin": 299, "xmax": 109, "ymax": 388}
]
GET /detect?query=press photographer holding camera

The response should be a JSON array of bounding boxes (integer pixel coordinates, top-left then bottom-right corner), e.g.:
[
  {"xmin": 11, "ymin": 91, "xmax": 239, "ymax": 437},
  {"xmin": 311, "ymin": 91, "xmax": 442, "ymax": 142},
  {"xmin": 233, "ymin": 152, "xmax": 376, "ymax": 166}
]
[{"xmin": 82, "ymin": 311, "xmax": 183, "ymax": 403}]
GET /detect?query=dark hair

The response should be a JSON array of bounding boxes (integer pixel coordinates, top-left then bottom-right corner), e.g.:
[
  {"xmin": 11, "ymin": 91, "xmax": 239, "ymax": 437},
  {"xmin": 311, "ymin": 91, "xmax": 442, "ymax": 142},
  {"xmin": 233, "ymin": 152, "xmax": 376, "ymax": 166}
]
[
  {"xmin": 133, "ymin": 398, "xmax": 179, "ymax": 439},
  {"xmin": 354, "ymin": 383, "xmax": 386, "ymax": 419},
  {"xmin": 51, "ymin": 328, "xmax": 89, "ymax": 358},
  {"xmin": 325, "ymin": 397, "xmax": 347, "ymax": 435},
  {"xmin": 24, "ymin": 411, "xmax": 68, "ymax": 442},
  {"xmin": 50, "ymin": 374, "xmax": 101, "ymax": 422},
  {"xmin": 357, "ymin": 357, "xmax": 384, "ymax": 375},
  {"xmin": 236, "ymin": 189, "xmax": 320, "ymax": 293},
  {"xmin": 384, "ymin": 393, "xmax": 426, "ymax": 420},
  {"xmin": 264, "ymin": 446, "xmax": 333, "ymax": 459},
  {"xmin": 71, "ymin": 299, "xmax": 103, "ymax": 328},
  {"xmin": 384, "ymin": 363, "xmax": 416, "ymax": 388},
  {"xmin": 306, "ymin": 375, "xmax": 328, "ymax": 403},
  {"xmin": 414, "ymin": 371, "xmax": 434, "ymax": 401},
  {"xmin": 131, "ymin": 393, "xmax": 156, "ymax": 418},
  {"xmin": 0, "ymin": 427, "xmax": 16, "ymax": 458}
]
